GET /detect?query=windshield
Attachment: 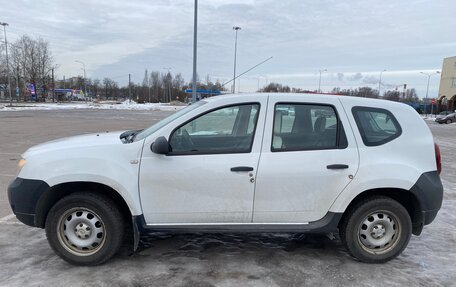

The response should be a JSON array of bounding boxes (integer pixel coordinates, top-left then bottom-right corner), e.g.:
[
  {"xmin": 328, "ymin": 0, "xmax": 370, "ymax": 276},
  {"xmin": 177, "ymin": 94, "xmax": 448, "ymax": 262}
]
[{"xmin": 134, "ymin": 101, "xmax": 206, "ymax": 141}]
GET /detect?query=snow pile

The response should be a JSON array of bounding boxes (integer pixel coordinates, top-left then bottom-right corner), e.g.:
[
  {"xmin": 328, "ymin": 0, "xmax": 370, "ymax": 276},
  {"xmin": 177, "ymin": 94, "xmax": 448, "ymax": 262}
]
[{"xmin": 0, "ymin": 102, "xmax": 186, "ymax": 112}]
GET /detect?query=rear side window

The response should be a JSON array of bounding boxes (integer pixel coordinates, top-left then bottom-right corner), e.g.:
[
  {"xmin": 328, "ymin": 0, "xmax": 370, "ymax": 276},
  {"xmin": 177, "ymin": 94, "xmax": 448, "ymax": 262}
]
[
  {"xmin": 272, "ymin": 103, "xmax": 348, "ymax": 152},
  {"xmin": 352, "ymin": 106, "xmax": 402, "ymax": 146}
]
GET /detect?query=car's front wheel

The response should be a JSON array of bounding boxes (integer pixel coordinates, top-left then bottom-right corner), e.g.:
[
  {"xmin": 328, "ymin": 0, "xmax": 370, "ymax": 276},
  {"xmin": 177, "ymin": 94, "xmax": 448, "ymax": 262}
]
[
  {"xmin": 340, "ymin": 196, "xmax": 412, "ymax": 263},
  {"xmin": 45, "ymin": 192, "xmax": 125, "ymax": 266}
]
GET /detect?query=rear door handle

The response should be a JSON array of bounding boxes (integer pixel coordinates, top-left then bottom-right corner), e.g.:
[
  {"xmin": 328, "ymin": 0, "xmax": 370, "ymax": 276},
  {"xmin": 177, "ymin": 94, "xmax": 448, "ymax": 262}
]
[
  {"xmin": 231, "ymin": 166, "xmax": 254, "ymax": 172},
  {"xmin": 326, "ymin": 164, "xmax": 349, "ymax": 169}
]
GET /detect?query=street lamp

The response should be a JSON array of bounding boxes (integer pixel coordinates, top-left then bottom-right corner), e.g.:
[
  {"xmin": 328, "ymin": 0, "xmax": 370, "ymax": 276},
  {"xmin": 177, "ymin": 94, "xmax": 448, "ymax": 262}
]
[
  {"xmin": 192, "ymin": 0, "xmax": 198, "ymax": 103},
  {"xmin": 318, "ymin": 69, "xmax": 327, "ymax": 93},
  {"xmin": 378, "ymin": 69, "xmax": 387, "ymax": 97},
  {"xmin": 232, "ymin": 26, "xmax": 241, "ymax": 94},
  {"xmin": 420, "ymin": 71, "xmax": 440, "ymax": 115},
  {"xmin": 0, "ymin": 22, "xmax": 12, "ymax": 106},
  {"xmin": 75, "ymin": 60, "xmax": 87, "ymax": 100}
]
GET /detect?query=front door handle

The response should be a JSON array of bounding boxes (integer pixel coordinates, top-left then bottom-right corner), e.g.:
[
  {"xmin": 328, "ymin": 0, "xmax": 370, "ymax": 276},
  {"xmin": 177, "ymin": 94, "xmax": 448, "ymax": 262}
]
[
  {"xmin": 327, "ymin": 164, "xmax": 349, "ymax": 170},
  {"xmin": 231, "ymin": 166, "xmax": 254, "ymax": 172}
]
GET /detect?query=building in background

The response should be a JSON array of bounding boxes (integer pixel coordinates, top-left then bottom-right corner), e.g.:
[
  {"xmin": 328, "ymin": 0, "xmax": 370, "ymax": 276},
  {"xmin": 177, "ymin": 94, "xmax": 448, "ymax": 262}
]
[{"xmin": 437, "ymin": 56, "xmax": 456, "ymax": 112}]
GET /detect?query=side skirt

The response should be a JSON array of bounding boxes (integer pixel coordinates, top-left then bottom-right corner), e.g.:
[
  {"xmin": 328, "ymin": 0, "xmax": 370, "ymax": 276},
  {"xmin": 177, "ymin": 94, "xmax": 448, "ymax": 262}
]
[{"xmin": 131, "ymin": 212, "xmax": 342, "ymax": 251}]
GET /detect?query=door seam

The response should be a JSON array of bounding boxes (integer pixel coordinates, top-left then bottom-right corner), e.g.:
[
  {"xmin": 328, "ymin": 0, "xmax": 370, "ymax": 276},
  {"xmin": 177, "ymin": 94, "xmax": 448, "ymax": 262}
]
[{"xmin": 251, "ymin": 95, "xmax": 270, "ymax": 222}]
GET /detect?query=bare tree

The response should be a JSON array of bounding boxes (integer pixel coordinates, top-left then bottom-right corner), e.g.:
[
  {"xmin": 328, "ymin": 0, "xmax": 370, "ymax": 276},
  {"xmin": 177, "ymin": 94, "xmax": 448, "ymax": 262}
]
[
  {"xmin": 9, "ymin": 35, "xmax": 53, "ymax": 101},
  {"xmin": 261, "ymin": 82, "xmax": 291, "ymax": 93},
  {"xmin": 383, "ymin": 90, "xmax": 401, "ymax": 102},
  {"xmin": 357, "ymin": 87, "xmax": 378, "ymax": 98},
  {"xmin": 404, "ymin": 88, "xmax": 419, "ymax": 103},
  {"xmin": 1, "ymin": 43, "xmax": 9, "ymax": 99},
  {"xmin": 150, "ymin": 71, "xmax": 161, "ymax": 102},
  {"xmin": 103, "ymin": 78, "xmax": 119, "ymax": 100}
]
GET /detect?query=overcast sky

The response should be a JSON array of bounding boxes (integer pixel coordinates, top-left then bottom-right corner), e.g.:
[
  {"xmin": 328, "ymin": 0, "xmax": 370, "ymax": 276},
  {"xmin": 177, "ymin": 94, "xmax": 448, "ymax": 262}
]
[{"xmin": 1, "ymin": 0, "xmax": 455, "ymax": 97}]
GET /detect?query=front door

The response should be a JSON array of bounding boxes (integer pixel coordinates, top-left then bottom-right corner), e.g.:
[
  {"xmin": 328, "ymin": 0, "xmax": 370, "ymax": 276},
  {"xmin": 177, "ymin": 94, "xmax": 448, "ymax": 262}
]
[{"xmin": 139, "ymin": 102, "xmax": 265, "ymax": 224}]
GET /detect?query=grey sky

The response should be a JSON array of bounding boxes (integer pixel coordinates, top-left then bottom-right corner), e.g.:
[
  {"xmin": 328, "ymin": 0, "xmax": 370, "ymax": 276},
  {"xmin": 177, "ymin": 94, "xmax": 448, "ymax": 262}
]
[{"xmin": 1, "ymin": 0, "xmax": 454, "ymax": 97}]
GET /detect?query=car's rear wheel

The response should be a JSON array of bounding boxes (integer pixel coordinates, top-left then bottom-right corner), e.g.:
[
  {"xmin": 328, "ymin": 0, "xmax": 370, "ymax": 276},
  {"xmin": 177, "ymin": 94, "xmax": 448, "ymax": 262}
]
[
  {"xmin": 446, "ymin": 119, "xmax": 452, "ymax": 124},
  {"xmin": 45, "ymin": 192, "xmax": 125, "ymax": 266},
  {"xmin": 340, "ymin": 196, "xmax": 412, "ymax": 263}
]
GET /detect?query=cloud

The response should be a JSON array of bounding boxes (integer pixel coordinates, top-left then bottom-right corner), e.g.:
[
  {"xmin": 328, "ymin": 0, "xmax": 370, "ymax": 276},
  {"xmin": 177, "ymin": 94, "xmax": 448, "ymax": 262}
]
[
  {"xmin": 337, "ymin": 73, "xmax": 345, "ymax": 82},
  {"xmin": 363, "ymin": 75, "xmax": 379, "ymax": 85},
  {"xmin": 348, "ymin": 73, "xmax": 363, "ymax": 81},
  {"xmin": 1, "ymin": 0, "xmax": 453, "ymax": 98}
]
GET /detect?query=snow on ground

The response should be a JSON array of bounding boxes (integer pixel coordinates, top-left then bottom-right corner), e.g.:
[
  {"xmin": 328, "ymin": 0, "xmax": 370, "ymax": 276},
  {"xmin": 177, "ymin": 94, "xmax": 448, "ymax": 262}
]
[{"xmin": 0, "ymin": 100, "xmax": 186, "ymax": 112}]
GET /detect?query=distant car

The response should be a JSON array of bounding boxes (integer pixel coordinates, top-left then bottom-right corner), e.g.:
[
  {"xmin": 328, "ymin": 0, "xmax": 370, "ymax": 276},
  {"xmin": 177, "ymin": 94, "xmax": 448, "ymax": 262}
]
[
  {"xmin": 8, "ymin": 93, "xmax": 443, "ymax": 265},
  {"xmin": 435, "ymin": 112, "xmax": 456, "ymax": 124},
  {"xmin": 435, "ymin": 111, "xmax": 451, "ymax": 122}
]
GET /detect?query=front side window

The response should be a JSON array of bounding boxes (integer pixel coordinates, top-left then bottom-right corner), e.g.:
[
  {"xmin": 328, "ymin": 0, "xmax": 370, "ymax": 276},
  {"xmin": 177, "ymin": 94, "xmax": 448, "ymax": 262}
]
[
  {"xmin": 272, "ymin": 103, "xmax": 346, "ymax": 151},
  {"xmin": 352, "ymin": 106, "xmax": 402, "ymax": 146},
  {"xmin": 169, "ymin": 103, "xmax": 259, "ymax": 154}
]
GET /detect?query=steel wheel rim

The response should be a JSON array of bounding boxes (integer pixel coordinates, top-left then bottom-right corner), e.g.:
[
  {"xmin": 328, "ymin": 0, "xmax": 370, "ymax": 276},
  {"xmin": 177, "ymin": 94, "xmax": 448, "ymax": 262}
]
[
  {"xmin": 57, "ymin": 207, "xmax": 106, "ymax": 256},
  {"xmin": 357, "ymin": 210, "xmax": 401, "ymax": 255}
]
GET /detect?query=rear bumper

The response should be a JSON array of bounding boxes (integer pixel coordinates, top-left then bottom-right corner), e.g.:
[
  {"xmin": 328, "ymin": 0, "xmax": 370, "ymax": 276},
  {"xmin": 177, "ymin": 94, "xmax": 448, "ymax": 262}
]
[
  {"xmin": 7, "ymin": 177, "xmax": 49, "ymax": 227},
  {"xmin": 410, "ymin": 171, "xmax": 443, "ymax": 219},
  {"xmin": 409, "ymin": 171, "xmax": 443, "ymax": 235}
]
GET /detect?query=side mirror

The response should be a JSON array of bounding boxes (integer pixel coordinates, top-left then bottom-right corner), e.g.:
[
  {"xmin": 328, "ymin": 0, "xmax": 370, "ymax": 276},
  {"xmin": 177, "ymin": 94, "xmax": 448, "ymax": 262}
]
[{"xmin": 151, "ymin": 136, "xmax": 170, "ymax": 155}]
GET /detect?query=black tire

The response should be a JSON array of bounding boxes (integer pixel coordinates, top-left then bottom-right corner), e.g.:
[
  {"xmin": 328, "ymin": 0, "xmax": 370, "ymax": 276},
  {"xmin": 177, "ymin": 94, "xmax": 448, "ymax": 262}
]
[
  {"xmin": 446, "ymin": 119, "xmax": 452, "ymax": 124},
  {"xmin": 45, "ymin": 192, "xmax": 125, "ymax": 266},
  {"xmin": 340, "ymin": 196, "xmax": 412, "ymax": 263}
]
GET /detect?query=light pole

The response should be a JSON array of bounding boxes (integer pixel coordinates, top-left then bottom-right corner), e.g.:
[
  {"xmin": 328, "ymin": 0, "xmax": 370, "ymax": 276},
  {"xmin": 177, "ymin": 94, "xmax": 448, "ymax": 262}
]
[
  {"xmin": 420, "ymin": 71, "xmax": 440, "ymax": 115},
  {"xmin": 148, "ymin": 78, "xmax": 151, "ymax": 103},
  {"xmin": 1, "ymin": 22, "xmax": 12, "ymax": 106},
  {"xmin": 75, "ymin": 60, "xmax": 87, "ymax": 100},
  {"xmin": 192, "ymin": 0, "xmax": 198, "ymax": 103},
  {"xmin": 318, "ymin": 69, "xmax": 327, "ymax": 93},
  {"xmin": 232, "ymin": 26, "xmax": 241, "ymax": 94},
  {"xmin": 378, "ymin": 69, "xmax": 387, "ymax": 97}
]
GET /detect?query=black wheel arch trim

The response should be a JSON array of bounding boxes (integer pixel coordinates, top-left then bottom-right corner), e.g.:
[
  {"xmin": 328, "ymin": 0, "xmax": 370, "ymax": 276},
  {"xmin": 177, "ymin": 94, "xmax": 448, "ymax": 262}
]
[
  {"xmin": 7, "ymin": 177, "xmax": 50, "ymax": 227},
  {"xmin": 8, "ymin": 178, "xmax": 133, "ymax": 229}
]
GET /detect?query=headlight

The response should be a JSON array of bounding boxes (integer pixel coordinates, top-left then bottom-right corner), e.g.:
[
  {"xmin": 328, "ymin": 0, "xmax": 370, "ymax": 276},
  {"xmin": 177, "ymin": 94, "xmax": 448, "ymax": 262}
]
[{"xmin": 17, "ymin": 158, "xmax": 26, "ymax": 175}]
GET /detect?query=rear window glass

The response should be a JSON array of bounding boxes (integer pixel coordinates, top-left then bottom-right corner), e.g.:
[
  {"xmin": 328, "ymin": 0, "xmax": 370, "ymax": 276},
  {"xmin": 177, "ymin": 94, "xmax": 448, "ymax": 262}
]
[{"xmin": 352, "ymin": 107, "xmax": 402, "ymax": 146}]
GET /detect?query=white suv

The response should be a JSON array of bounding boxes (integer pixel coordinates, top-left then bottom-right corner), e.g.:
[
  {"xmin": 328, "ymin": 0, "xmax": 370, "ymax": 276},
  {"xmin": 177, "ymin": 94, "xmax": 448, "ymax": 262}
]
[{"xmin": 8, "ymin": 93, "xmax": 443, "ymax": 265}]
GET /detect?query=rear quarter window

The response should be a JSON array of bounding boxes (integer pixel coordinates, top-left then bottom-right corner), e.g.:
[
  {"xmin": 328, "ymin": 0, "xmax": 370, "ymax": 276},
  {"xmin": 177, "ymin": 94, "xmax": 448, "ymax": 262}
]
[{"xmin": 352, "ymin": 106, "xmax": 402, "ymax": 146}]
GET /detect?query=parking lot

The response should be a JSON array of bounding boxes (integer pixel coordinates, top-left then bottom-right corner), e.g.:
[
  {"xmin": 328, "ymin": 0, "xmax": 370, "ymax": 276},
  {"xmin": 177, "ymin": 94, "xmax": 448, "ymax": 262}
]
[{"xmin": 0, "ymin": 108, "xmax": 455, "ymax": 287}]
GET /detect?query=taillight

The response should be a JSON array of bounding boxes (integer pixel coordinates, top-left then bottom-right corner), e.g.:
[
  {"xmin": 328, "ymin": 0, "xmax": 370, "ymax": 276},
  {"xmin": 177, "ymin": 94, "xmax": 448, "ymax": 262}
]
[{"xmin": 435, "ymin": 143, "xmax": 442, "ymax": 175}]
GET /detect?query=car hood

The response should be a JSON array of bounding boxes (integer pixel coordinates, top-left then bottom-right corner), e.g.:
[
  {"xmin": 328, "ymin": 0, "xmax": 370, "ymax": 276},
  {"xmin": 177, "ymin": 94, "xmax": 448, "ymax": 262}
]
[{"xmin": 23, "ymin": 131, "xmax": 125, "ymax": 157}]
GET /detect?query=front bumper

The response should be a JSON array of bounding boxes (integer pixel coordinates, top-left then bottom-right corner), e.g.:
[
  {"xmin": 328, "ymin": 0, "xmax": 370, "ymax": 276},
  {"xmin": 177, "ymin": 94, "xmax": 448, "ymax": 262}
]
[{"xmin": 7, "ymin": 177, "xmax": 50, "ymax": 227}]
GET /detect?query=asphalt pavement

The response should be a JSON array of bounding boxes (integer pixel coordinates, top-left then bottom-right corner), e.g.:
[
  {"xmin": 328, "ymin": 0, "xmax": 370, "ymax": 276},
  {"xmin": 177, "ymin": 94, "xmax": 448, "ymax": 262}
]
[{"xmin": 0, "ymin": 109, "xmax": 455, "ymax": 287}]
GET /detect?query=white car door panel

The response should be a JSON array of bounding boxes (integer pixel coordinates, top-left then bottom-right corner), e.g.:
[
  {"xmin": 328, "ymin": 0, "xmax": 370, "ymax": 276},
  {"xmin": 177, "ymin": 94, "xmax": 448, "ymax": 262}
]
[
  {"xmin": 253, "ymin": 96, "xmax": 359, "ymax": 223},
  {"xmin": 139, "ymin": 99, "xmax": 267, "ymax": 224}
]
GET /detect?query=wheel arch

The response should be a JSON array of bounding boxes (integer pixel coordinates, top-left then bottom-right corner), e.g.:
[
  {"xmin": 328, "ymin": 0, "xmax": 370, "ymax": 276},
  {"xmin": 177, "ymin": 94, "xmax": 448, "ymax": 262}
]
[
  {"xmin": 35, "ymin": 181, "xmax": 133, "ymax": 229},
  {"xmin": 338, "ymin": 188, "xmax": 423, "ymax": 235}
]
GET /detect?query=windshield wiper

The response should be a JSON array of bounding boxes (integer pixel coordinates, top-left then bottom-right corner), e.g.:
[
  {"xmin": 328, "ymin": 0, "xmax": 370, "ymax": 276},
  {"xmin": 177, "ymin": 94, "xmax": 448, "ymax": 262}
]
[{"xmin": 120, "ymin": 129, "xmax": 143, "ymax": 143}]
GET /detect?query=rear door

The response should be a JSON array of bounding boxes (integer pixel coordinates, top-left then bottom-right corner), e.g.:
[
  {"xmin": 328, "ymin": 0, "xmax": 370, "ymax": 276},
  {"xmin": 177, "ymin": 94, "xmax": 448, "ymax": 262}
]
[{"xmin": 253, "ymin": 95, "xmax": 359, "ymax": 223}]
